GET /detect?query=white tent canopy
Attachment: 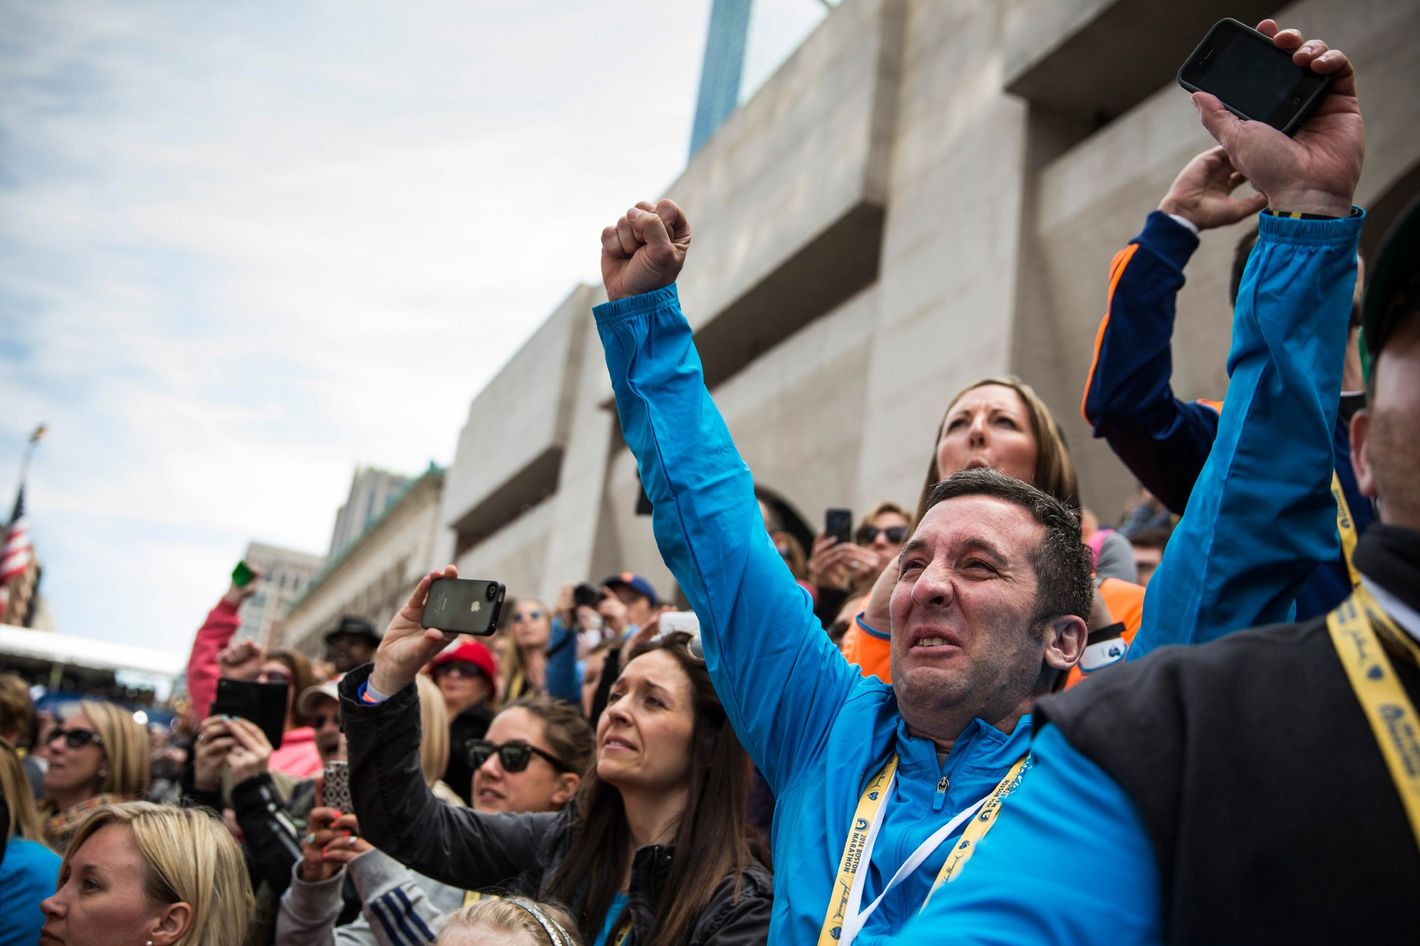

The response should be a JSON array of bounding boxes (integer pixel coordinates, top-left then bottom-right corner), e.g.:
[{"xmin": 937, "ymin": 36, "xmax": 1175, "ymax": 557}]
[{"xmin": 0, "ymin": 624, "xmax": 183, "ymax": 678}]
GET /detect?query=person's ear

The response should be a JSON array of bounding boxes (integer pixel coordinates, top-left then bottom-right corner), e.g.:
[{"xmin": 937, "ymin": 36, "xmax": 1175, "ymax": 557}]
[
  {"xmin": 1349, "ymin": 407, "xmax": 1377, "ymax": 500},
  {"xmin": 1043, "ymin": 615, "xmax": 1088, "ymax": 670},
  {"xmin": 551, "ymin": 772, "xmax": 581, "ymax": 808},
  {"xmin": 148, "ymin": 901, "xmax": 193, "ymax": 946}
]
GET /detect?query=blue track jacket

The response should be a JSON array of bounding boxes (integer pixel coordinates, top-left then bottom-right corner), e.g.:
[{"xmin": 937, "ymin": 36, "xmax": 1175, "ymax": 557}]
[
  {"xmin": 1082, "ymin": 210, "xmax": 1371, "ymax": 623},
  {"xmin": 895, "ymin": 211, "xmax": 1365, "ymax": 944},
  {"xmin": 594, "ymin": 286, "xmax": 1031, "ymax": 945},
  {"xmin": 1129, "ymin": 210, "xmax": 1364, "ymax": 657}
]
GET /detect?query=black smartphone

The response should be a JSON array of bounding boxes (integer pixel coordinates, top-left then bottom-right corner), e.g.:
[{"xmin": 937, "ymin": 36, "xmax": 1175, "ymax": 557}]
[
  {"xmin": 421, "ymin": 577, "xmax": 506, "ymax": 636},
  {"xmin": 210, "ymin": 678, "xmax": 287, "ymax": 750},
  {"xmin": 572, "ymin": 582, "xmax": 603, "ymax": 609},
  {"xmin": 825, "ymin": 508, "xmax": 853, "ymax": 545},
  {"xmin": 1177, "ymin": 18, "xmax": 1331, "ymax": 135}
]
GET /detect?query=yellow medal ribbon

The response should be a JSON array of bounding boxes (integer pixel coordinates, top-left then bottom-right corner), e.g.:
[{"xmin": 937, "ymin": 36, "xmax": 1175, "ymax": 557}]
[
  {"xmin": 1326, "ymin": 584, "xmax": 1420, "ymax": 854},
  {"xmin": 817, "ymin": 752, "xmax": 1030, "ymax": 943},
  {"xmin": 1330, "ymin": 471, "xmax": 1362, "ymax": 589},
  {"xmin": 818, "ymin": 754, "xmax": 898, "ymax": 945},
  {"xmin": 924, "ymin": 754, "xmax": 1031, "ymax": 903}
]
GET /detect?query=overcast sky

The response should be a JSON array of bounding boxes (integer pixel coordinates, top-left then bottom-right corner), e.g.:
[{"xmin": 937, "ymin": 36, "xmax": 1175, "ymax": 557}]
[{"xmin": 0, "ymin": 0, "xmax": 826, "ymax": 660}]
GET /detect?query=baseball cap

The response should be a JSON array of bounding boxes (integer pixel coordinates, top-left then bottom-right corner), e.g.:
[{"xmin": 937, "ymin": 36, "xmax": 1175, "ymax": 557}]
[
  {"xmin": 1361, "ymin": 195, "xmax": 1420, "ymax": 384},
  {"xmin": 430, "ymin": 640, "xmax": 497, "ymax": 683},
  {"xmin": 297, "ymin": 675, "xmax": 343, "ymax": 718},
  {"xmin": 601, "ymin": 572, "xmax": 660, "ymax": 607}
]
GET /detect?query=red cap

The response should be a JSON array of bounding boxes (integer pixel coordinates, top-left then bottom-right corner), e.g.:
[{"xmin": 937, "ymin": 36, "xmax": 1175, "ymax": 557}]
[{"xmin": 430, "ymin": 640, "xmax": 497, "ymax": 683}]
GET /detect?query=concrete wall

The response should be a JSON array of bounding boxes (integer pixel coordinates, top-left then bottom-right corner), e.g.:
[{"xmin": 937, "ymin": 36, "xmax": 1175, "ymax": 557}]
[{"xmin": 434, "ymin": 0, "xmax": 1420, "ymax": 605}]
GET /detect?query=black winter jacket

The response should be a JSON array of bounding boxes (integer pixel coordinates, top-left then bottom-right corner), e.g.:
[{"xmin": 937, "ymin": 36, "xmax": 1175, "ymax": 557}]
[{"xmin": 339, "ymin": 665, "xmax": 773, "ymax": 946}]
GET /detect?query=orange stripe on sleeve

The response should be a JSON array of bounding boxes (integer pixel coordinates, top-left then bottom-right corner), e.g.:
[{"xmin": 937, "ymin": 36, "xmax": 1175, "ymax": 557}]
[{"xmin": 1080, "ymin": 243, "xmax": 1141, "ymax": 422}]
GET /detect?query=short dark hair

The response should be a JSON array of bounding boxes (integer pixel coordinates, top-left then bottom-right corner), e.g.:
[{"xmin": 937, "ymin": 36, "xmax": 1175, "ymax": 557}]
[
  {"xmin": 1229, "ymin": 226, "xmax": 1260, "ymax": 307},
  {"xmin": 924, "ymin": 469, "xmax": 1094, "ymax": 624}
]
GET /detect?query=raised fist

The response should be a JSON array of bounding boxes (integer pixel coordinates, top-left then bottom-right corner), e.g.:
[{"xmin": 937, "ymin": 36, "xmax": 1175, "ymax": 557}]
[{"xmin": 600, "ymin": 199, "xmax": 691, "ymax": 302}]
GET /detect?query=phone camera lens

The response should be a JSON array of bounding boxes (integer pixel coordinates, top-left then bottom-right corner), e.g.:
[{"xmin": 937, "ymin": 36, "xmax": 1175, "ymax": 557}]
[
  {"xmin": 1291, "ymin": 96, "xmax": 1301, "ymax": 104},
  {"xmin": 486, "ymin": 584, "xmax": 498, "ymax": 601}
]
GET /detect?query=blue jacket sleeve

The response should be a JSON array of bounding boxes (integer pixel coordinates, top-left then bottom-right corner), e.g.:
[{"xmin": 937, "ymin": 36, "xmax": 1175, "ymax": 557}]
[
  {"xmin": 1081, "ymin": 212, "xmax": 1221, "ymax": 514},
  {"xmin": 544, "ymin": 616, "xmax": 580, "ymax": 704},
  {"xmin": 593, "ymin": 284, "xmax": 864, "ymax": 793},
  {"xmin": 897, "ymin": 724, "xmax": 1162, "ymax": 945},
  {"xmin": 1130, "ymin": 211, "xmax": 1364, "ymax": 658}
]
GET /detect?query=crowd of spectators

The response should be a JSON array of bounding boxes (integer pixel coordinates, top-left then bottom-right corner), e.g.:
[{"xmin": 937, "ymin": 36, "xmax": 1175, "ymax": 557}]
[{"xmin": 2, "ymin": 18, "xmax": 1417, "ymax": 946}]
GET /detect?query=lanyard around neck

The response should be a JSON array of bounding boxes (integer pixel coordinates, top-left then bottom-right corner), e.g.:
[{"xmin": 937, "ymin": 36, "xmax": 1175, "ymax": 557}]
[
  {"xmin": 818, "ymin": 752, "xmax": 1029, "ymax": 946},
  {"xmin": 1330, "ymin": 470, "xmax": 1362, "ymax": 589},
  {"xmin": 1327, "ymin": 584, "xmax": 1420, "ymax": 854}
]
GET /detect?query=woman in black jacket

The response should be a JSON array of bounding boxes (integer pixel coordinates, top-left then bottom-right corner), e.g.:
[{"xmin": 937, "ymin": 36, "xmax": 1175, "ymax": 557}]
[{"xmin": 342, "ymin": 566, "xmax": 772, "ymax": 946}]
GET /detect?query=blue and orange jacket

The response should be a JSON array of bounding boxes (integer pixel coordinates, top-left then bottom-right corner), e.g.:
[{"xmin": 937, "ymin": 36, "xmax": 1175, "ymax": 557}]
[{"xmin": 1080, "ymin": 210, "xmax": 1371, "ymax": 622}]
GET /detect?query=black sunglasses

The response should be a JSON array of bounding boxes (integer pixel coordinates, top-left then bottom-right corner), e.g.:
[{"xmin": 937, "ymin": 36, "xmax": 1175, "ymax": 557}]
[
  {"xmin": 46, "ymin": 727, "xmax": 104, "ymax": 750},
  {"xmin": 855, "ymin": 525, "xmax": 909, "ymax": 545},
  {"xmin": 467, "ymin": 739, "xmax": 570, "ymax": 773}
]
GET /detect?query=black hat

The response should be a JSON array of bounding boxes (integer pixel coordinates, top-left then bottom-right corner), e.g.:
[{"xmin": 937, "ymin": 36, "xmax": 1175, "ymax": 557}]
[
  {"xmin": 323, "ymin": 615, "xmax": 380, "ymax": 646},
  {"xmin": 1362, "ymin": 195, "xmax": 1420, "ymax": 382}
]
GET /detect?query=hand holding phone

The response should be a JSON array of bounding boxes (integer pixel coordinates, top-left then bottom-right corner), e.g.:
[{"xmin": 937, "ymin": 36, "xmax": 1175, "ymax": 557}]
[
  {"xmin": 371, "ymin": 565, "xmax": 473, "ymax": 696},
  {"xmin": 1181, "ymin": 19, "xmax": 1362, "ymax": 219},
  {"xmin": 209, "ymin": 678, "xmax": 287, "ymax": 751},
  {"xmin": 824, "ymin": 508, "xmax": 853, "ymax": 546}
]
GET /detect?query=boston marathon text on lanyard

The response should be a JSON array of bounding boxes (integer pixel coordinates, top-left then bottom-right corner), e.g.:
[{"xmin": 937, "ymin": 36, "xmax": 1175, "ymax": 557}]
[
  {"xmin": 817, "ymin": 753, "xmax": 1030, "ymax": 946},
  {"xmin": 1327, "ymin": 583, "xmax": 1420, "ymax": 854}
]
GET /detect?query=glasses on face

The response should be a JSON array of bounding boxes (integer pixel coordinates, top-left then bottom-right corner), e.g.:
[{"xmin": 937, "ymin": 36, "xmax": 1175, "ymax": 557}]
[
  {"xmin": 310, "ymin": 713, "xmax": 340, "ymax": 729},
  {"xmin": 467, "ymin": 739, "xmax": 570, "ymax": 773},
  {"xmin": 512, "ymin": 610, "xmax": 545, "ymax": 623},
  {"xmin": 855, "ymin": 525, "xmax": 909, "ymax": 545},
  {"xmin": 434, "ymin": 662, "xmax": 484, "ymax": 681},
  {"xmin": 46, "ymin": 727, "xmax": 104, "ymax": 750},
  {"xmin": 258, "ymin": 670, "xmax": 292, "ymax": 685}
]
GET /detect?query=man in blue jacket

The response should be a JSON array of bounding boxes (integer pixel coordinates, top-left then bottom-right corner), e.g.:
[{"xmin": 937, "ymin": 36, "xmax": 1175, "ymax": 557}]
[
  {"xmin": 591, "ymin": 188, "xmax": 1097, "ymax": 943},
  {"xmin": 895, "ymin": 23, "xmax": 1420, "ymax": 946}
]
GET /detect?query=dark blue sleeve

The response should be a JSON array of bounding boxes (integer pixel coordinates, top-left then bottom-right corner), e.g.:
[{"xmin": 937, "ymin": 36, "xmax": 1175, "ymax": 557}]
[
  {"xmin": 1081, "ymin": 211, "xmax": 1221, "ymax": 514},
  {"xmin": 897, "ymin": 725, "xmax": 1163, "ymax": 945},
  {"xmin": 544, "ymin": 616, "xmax": 580, "ymax": 705}
]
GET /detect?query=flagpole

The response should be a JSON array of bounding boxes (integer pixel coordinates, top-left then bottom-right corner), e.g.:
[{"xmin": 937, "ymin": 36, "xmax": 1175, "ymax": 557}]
[{"xmin": 12, "ymin": 424, "xmax": 45, "ymax": 507}]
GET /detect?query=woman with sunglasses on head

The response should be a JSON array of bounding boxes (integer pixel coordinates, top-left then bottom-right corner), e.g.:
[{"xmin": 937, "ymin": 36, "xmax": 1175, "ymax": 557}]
[
  {"xmin": 278, "ymin": 695, "xmax": 594, "ymax": 945},
  {"xmin": 340, "ymin": 567, "xmax": 772, "ymax": 946},
  {"xmin": 501, "ymin": 599, "xmax": 553, "ymax": 702},
  {"xmin": 38, "ymin": 701, "xmax": 150, "ymax": 851}
]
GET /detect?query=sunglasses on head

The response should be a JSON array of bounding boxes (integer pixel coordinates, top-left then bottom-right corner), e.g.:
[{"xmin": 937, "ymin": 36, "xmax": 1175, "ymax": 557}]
[
  {"xmin": 512, "ymin": 610, "xmax": 545, "ymax": 623},
  {"xmin": 855, "ymin": 525, "xmax": 909, "ymax": 545},
  {"xmin": 467, "ymin": 739, "xmax": 570, "ymax": 773},
  {"xmin": 46, "ymin": 727, "xmax": 104, "ymax": 750}
]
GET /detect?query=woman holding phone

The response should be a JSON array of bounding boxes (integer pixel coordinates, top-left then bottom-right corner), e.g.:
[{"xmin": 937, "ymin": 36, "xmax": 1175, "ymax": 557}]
[{"xmin": 341, "ymin": 567, "xmax": 772, "ymax": 946}]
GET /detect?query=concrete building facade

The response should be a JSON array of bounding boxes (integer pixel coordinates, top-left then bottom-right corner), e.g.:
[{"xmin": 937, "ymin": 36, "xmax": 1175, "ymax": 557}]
[
  {"xmin": 328, "ymin": 466, "xmax": 413, "ymax": 560},
  {"xmin": 234, "ymin": 541, "xmax": 325, "ymax": 647},
  {"xmin": 287, "ymin": 465, "xmax": 444, "ymax": 657},
  {"xmin": 437, "ymin": 0, "xmax": 1420, "ymax": 607}
]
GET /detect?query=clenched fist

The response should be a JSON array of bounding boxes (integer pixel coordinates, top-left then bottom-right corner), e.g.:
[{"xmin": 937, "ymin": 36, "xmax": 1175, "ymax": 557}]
[{"xmin": 600, "ymin": 199, "xmax": 691, "ymax": 302}]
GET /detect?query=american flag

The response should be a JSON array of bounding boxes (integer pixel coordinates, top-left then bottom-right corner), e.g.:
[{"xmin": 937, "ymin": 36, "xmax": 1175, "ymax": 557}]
[{"xmin": 0, "ymin": 487, "xmax": 34, "ymax": 586}]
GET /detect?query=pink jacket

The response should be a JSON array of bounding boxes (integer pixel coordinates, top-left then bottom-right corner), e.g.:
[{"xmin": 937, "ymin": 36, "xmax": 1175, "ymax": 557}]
[{"xmin": 186, "ymin": 599, "xmax": 240, "ymax": 721}]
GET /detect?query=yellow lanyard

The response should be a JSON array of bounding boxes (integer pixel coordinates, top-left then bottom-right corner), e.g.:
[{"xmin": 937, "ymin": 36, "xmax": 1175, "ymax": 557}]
[
  {"xmin": 1330, "ymin": 471, "xmax": 1362, "ymax": 589},
  {"xmin": 924, "ymin": 754, "xmax": 1031, "ymax": 902},
  {"xmin": 817, "ymin": 753, "xmax": 1028, "ymax": 945},
  {"xmin": 1326, "ymin": 584, "xmax": 1420, "ymax": 854},
  {"xmin": 611, "ymin": 921, "xmax": 632, "ymax": 946}
]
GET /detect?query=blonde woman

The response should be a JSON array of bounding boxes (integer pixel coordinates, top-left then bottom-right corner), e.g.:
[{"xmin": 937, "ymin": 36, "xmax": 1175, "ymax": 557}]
[
  {"xmin": 436, "ymin": 898, "xmax": 583, "ymax": 946},
  {"xmin": 501, "ymin": 598, "xmax": 552, "ymax": 701},
  {"xmin": 2, "ymin": 738, "xmax": 60, "ymax": 945},
  {"xmin": 39, "ymin": 700, "xmax": 150, "ymax": 851},
  {"xmin": 40, "ymin": 801, "xmax": 252, "ymax": 946}
]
